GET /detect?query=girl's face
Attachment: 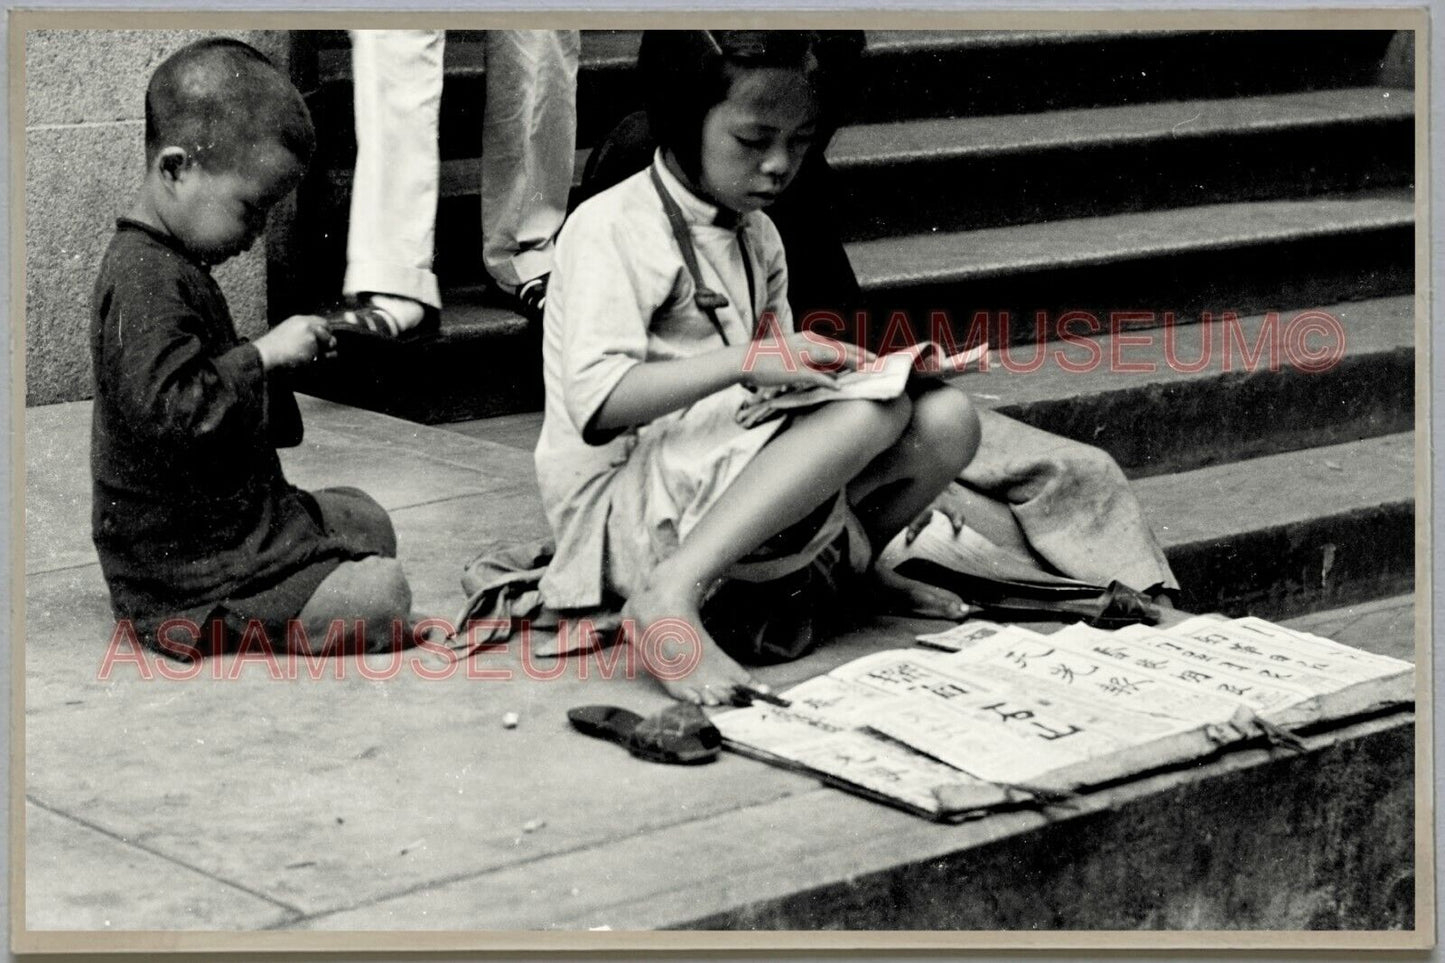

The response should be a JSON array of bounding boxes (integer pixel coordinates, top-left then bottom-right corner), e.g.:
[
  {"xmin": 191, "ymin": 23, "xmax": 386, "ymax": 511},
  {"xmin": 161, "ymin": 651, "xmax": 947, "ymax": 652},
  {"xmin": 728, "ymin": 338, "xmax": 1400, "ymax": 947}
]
[{"xmin": 697, "ymin": 66, "xmax": 820, "ymax": 214}]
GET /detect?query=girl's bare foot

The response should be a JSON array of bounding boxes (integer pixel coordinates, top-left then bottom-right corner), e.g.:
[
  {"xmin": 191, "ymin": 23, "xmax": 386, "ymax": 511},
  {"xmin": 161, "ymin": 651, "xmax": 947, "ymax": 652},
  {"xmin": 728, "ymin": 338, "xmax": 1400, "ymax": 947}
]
[{"xmin": 624, "ymin": 580, "xmax": 761, "ymax": 706}]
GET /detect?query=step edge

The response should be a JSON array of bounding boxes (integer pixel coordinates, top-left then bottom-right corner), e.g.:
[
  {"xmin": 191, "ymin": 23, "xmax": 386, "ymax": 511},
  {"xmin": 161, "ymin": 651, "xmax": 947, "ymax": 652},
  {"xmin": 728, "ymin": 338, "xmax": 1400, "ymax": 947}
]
[
  {"xmin": 851, "ymin": 202, "xmax": 1415, "ymax": 290},
  {"xmin": 828, "ymin": 90, "xmax": 1415, "ymax": 170}
]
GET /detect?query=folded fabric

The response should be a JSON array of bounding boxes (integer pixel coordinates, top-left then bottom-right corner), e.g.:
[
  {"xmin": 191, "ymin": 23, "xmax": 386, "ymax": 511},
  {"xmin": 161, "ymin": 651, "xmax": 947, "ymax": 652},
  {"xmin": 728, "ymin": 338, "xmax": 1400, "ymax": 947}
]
[{"xmin": 450, "ymin": 539, "xmax": 619, "ymax": 658}]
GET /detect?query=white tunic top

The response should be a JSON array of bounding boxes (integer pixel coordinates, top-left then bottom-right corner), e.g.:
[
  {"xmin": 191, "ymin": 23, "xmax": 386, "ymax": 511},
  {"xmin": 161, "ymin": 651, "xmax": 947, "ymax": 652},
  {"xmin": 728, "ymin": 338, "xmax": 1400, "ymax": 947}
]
[{"xmin": 534, "ymin": 152, "xmax": 794, "ymax": 608}]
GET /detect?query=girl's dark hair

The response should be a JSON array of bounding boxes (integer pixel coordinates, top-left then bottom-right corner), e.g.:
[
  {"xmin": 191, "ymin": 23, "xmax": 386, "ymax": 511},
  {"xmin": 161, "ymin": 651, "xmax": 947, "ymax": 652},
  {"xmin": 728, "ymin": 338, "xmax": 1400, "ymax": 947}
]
[{"xmin": 637, "ymin": 30, "xmax": 863, "ymax": 180}]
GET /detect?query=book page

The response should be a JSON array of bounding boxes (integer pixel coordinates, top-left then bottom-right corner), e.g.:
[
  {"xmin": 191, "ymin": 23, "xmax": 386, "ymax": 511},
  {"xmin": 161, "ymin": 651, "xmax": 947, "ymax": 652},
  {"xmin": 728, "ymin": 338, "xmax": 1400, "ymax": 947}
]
[
  {"xmin": 887, "ymin": 511, "xmax": 1098, "ymax": 592},
  {"xmin": 824, "ymin": 649, "xmax": 1199, "ymax": 784},
  {"xmin": 1192, "ymin": 616, "xmax": 1414, "ymax": 676},
  {"xmin": 915, "ymin": 618, "xmax": 1045, "ymax": 651},
  {"xmin": 1045, "ymin": 623, "xmax": 1315, "ymax": 716},
  {"xmin": 740, "ymin": 341, "xmax": 990, "ymax": 414},
  {"xmin": 713, "ymin": 673, "xmax": 1003, "ymax": 818}
]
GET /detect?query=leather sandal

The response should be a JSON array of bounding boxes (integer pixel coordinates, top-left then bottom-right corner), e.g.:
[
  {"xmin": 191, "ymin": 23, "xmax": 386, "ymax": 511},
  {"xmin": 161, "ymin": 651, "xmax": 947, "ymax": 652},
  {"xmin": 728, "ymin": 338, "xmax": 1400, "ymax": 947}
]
[
  {"xmin": 321, "ymin": 299, "xmax": 440, "ymax": 342},
  {"xmin": 497, "ymin": 275, "xmax": 549, "ymax": 326}
]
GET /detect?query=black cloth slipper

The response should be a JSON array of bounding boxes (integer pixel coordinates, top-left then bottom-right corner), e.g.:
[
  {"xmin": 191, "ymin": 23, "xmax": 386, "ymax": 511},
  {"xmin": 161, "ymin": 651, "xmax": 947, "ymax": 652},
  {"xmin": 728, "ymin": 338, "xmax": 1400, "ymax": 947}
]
[{"xmin": 567, "ymin": 703, "xmax": 722, "ymax": 765}]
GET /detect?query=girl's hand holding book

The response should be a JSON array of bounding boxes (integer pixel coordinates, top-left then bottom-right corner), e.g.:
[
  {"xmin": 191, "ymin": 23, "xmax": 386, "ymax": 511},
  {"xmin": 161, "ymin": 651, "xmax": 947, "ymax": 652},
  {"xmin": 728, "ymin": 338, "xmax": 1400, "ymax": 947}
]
[{"xmin": 740, "ymin": 330, "xmax": 875, "ymax": 391}]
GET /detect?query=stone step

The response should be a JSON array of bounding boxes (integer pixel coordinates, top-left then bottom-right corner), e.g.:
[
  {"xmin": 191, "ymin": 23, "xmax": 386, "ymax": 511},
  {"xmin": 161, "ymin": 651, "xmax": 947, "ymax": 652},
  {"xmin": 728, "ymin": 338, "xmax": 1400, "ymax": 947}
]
[
  {"xmin": 846, "ymin": 194, "xmax": 1413, "ymax": 340},
  {"xmin": 298, "ymin": 285, "xmax": 1414, "ymax": 448},
  {"xmin": 297, "ymin": 711, "xmax": 1411, "ymax": 930},
  {"xmin": 437, "ymin": 416, "xmax": 1415, "ymax": 624},
  {"xmin": 290, "ymin": 193, "xmax": 1414, "ymax": 426},
  {"xmin": 22, "ymin": 395, "xmax": 1414, "ymax": 934},
  {"xmin": 301, "ymin": 29, "xmax": 1399, "ymax": 156},
  {"xmin": 855, "ymin": 28, "xmax": 1399, "ymax": 125},
  {"xmin": 438, "ymin": 296, "xmax": 1414, "ymax": 476},
  {"xmin": 330, "ymin": 85, "xmax": 1412, "ymax": 208},
  {"xmin": 830, "ymin": 87, "xmax": 1413, "ymax": 240},
  {"xmin": 407, "ymin": 86, "xmax": 1409, "ymax": 208},
  {"xmin": 1283, "ymin": 593, "xmax": 1414, "ymax": 663},
  {"xmin": 1136, "ymin": 432, "xmax": 1414, "ymax": 619},
  {"xmin": 660, "ymin": 715, "xmax": 1414, "ymax": 930},
  {"xmin": 967, "ymin": 295, "xmax": 1414, "ymax": 477},
  {"xmin": 295, "ymin": 285, "xmax": 543, "ymax": 425},
  {"xmin": 850, "ymin": 194, "xmax": 1413, "ymax": 292},
  {"xmin": 411, "ymin": 194, "xmax": 1411, "ymax": 327},
  {"xmin": 301, "ymin": 192, "xmax": 1412, "ymax": 382},
  {"xmin": 405, "ymin": 87, "xmax": 1410, "ymax": 281}
]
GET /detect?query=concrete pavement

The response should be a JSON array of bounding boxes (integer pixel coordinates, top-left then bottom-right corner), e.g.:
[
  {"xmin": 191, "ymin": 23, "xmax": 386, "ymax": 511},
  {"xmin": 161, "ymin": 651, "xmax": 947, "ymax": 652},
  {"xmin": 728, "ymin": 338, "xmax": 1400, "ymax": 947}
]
[{"xmin": 20, "ymin": 396, "xmax": 1418, "ymax": 941}]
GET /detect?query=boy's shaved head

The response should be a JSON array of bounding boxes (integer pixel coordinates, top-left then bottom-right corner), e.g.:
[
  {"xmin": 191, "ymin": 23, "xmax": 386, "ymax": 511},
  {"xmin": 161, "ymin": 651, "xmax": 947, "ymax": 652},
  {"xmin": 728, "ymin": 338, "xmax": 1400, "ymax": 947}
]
[{"xmin": 145, "ymin": 37, "xmax": 315, "ymax": 172}]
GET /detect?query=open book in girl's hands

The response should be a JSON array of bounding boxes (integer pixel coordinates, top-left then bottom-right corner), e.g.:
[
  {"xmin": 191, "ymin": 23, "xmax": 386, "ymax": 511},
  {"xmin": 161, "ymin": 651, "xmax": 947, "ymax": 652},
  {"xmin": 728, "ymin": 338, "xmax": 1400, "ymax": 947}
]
[{"xmin": 736, "ymin": 341, "xmax": 990, "ymax": 427}]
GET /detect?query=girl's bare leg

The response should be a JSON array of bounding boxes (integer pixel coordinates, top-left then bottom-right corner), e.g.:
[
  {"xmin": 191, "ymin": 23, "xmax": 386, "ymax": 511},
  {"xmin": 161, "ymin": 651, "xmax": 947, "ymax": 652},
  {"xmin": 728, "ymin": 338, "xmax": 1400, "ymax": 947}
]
[
  {"xmin": 847, "ymin": 384, "xmax": 984, "ymax": 616},
  {"xmin": 849, "ymin": 384, "xmax": 981, "ymax": 544},
  {"xmin": 627, "ymin": 397, "xmax": 912, "ymax": 704}
]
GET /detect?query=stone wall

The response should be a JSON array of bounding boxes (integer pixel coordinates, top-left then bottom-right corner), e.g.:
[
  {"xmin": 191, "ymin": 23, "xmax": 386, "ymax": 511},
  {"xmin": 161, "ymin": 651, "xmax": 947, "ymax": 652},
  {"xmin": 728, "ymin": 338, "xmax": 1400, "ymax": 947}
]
[{"xmin": 23, "ymin": 30, "xmax": 290, "ymax": 406}]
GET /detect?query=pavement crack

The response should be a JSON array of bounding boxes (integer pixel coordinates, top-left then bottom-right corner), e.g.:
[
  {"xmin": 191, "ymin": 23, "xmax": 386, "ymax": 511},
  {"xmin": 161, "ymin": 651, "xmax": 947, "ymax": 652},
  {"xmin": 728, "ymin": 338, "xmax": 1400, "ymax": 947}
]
[
  {"xmin": 28, "ymin": 119, "xmax": 138, "ymax": 132},
  {"xmin": 265, "ymin": 784, "xmax": 829, "ymax": 930},
  {"xmin": 387, "ymin": 491, "xmax": 507, "ymax": 514},
  {"xmin": 25, "ymin": 795, "xmax": 307, "ymax": 918},
  {"xmin": 26, "ymin": 559, "xmax": 101, "ymax": 578}
]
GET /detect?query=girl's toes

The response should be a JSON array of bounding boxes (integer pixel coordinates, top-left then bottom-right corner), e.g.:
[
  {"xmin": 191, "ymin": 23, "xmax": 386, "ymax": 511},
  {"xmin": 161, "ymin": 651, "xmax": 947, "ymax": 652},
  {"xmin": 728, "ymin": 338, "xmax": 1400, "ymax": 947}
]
[
  {"xmin": 663, "ymin": 681, "xmax": 703, "ymax": 705},
  {"xmin": 908, "ymin": 585, "xmax": 969, "ymax": 619}
]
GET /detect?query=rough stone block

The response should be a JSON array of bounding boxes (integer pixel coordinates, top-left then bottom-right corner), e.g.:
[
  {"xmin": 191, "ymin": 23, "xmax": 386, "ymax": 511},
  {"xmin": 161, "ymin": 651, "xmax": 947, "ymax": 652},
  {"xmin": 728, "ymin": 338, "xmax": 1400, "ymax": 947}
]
[
  {"xmin": 24, "ymin": 29, "xmax": 289, "ymax": 128},
  {"xmin": 23, "ymin": 29, "xmax": 290, "ymax": 405},
  {"xmin": 24, "ymin": 124, "xmax": 269, "ymax": 406}
]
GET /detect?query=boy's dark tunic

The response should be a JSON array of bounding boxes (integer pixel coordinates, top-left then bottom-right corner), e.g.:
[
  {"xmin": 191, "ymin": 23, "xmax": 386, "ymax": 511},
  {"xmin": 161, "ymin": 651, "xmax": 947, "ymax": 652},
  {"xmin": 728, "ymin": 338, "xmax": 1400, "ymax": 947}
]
[{"xmin": 90, "ymin": 219, "xmax": 385, "ymax": 645}]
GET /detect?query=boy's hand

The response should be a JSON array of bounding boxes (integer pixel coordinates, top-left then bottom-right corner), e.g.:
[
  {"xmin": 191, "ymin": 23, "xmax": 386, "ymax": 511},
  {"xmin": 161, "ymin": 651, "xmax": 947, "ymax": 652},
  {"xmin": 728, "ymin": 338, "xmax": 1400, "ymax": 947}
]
[
  {"xmin": 254, "ymin": 315, "xmax": 338, "ymax": 371},
  {"xmin": 741, "ymin": 331, "xmax": 876, "ymax": 390}
]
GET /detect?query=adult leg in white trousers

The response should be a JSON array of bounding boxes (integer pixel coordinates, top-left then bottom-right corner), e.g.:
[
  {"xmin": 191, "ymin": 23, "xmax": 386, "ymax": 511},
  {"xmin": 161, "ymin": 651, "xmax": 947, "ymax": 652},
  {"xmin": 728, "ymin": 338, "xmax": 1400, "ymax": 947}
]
[
  {"xmin": 481, "ymin": 30, "xmax": 580, "ymax": 295},
  {"xmin": 342, "ymin": 29, "xmax": 442, "ymax": 331}
]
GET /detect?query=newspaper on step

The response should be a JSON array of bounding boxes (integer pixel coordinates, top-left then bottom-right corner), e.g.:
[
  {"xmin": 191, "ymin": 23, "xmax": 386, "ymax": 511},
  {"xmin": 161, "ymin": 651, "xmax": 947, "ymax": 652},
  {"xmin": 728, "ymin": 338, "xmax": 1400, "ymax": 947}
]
[{"xmin": 713, "ymin": 614, "xmax": 1413, "ymax": 822}]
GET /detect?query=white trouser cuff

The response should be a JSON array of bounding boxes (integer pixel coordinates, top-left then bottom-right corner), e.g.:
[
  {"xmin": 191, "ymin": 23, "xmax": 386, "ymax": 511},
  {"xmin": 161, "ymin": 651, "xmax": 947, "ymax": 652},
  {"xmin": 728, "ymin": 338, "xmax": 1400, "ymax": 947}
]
[{"xmin": 342, "ymin": 262, "xmax": 442, "ymax": 310}]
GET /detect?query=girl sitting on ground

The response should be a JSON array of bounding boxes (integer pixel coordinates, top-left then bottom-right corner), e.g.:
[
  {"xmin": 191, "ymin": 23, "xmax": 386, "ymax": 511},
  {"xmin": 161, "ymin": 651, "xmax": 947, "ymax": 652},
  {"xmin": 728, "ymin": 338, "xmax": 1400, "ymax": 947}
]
[{"xmin": 534, "ymin": 30, "xmax": 979, "ymax": 705}]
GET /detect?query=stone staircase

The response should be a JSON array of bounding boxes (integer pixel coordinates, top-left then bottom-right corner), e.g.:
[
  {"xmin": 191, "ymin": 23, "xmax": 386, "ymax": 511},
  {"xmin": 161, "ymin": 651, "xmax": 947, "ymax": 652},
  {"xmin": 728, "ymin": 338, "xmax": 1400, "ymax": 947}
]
[{"xmin": 279, "ymin": 28, "xmax": 1415, "ymax": 623}]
